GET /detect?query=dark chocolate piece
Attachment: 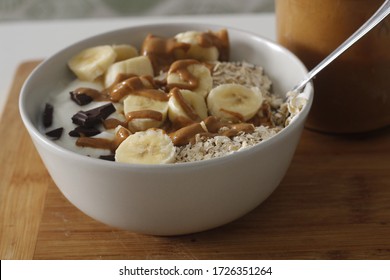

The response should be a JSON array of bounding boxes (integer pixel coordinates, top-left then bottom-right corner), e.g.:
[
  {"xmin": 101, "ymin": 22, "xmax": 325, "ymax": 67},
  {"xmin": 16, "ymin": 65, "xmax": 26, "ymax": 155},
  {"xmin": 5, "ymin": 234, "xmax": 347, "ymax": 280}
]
[
  {"xmin": 99, "ymin": 154, "xmax": 115, "ymax": 161},
  {"xmin": 70, "ymin": 91, "xmax": 93, "ymax": 106},
  {"xmin": 71, "ymin": 103, "xmax": 116, "ymax": 127},
  {"xmin": 43, "ymin": 103, "xmax": 54, "ymax": 128},
  {"xmin": 45, "ymin": 127, "xmax": 63, "ymax": 140},
  {"xmin": 69, "ymin": 126, "xmax": 101, "ymax": 137}
]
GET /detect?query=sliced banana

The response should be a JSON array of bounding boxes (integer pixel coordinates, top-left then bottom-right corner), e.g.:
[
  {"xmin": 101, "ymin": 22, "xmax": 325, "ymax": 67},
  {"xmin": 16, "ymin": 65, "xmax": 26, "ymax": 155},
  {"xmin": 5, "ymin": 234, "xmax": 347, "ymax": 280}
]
[
  {"xmin": 68, "ymin": 45, "xmax": 117, "ymax": 81},
  {"xmin": 175, "ymin": 31, "xmax": 219, "ymax": 61},
  {"xmin": 168, "ymin": 89, "xmax": 208, "ymax": 124},
  {"xmin": 112, "ymin": 44, "xmax": 139, "ymax": 61},
  {"xmin": 207, "ymin": 84, "xmax": 263, "ymax": 122},
  {"xmin": 167, "ymin": 59, "xmax": 212, "ymax": 98},
  {"xmin": 115, "ymin": 129, "xmax": 176, "ymax": 164},
  {"xmin": 105, "ymin": 56, "xmax": 154, "ymax": 88},
  {"xmin": 123, "ymin": 92, "xmax": 169, "ymax": 131}
]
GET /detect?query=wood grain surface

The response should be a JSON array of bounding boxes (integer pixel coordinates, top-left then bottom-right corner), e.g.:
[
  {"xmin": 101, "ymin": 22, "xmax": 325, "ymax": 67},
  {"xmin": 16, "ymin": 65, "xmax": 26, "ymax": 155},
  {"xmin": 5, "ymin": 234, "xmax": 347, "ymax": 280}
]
[{"xmin": 1, "ymin": 61, "xmax": 389, "ymax": 260}]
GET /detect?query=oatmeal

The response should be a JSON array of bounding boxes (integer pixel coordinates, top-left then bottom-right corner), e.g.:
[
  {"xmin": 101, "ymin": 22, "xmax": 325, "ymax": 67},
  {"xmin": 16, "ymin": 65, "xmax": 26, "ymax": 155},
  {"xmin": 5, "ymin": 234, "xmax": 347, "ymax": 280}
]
[{"xmin": 41, "ymin": 29, "xmax": 306, "ymax": 164}]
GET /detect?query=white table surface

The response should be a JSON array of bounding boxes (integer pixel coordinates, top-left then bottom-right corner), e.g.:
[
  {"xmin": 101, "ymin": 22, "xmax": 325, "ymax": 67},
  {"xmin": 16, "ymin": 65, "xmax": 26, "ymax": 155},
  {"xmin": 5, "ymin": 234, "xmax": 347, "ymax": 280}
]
[{"xmin": 0, "ymin": 13, "xmax": 275, "ymax": 120}]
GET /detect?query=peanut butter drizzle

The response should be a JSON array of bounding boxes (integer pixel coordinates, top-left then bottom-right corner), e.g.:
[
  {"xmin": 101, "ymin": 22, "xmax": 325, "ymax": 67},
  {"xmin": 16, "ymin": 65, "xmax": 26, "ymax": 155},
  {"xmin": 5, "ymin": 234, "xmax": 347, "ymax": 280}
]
[
  {"xmin": 112, "ymin": 126, "xmax": 131, "ymax": 149},
  {"xmin": 72, "ymin": 75, "xmax": 159, "ymax": 103},
  {"xmin": 126, "ymin": 110, "xmax": 163, "ymax": 121},
  {"xmin": 170, "ymin": 87, "xmax": 200, "ymax": 121},
  {"xmin": 131, "ymin": 89, "xmax": 170, "ymax": 102},
  {"xmin": 141, "ymin": 34, "xmax": 191, "ymax": 74},
  {"xmin": 169, "ymin": 122, "xmax": 206, "ymax": 146},
  {"xmin": 167, "ymin": 59, "xmax": 200, "ymax": 90},
  {"xmin": 198, "ymin": 29, "xmax": 230, "ymax": 61},
  {"xmin": 219, "ymin": 108, "xmax": 245, "ymax": 122},
  {"xmin": 203, "ymin": 116, "xmax": 254, "ymax": 133},
  {"xmin": 109, "ymin": 73, "xmax": 137, "ymax": 88},
  {"xmin": 169, "ymin": 116, "xmax": 255, "ymax": 146},
  {"xmin": 107, "ymin": 76, "xmax": 169, "ymax": 103},
  {"xmin": 102, "ymin": 73, "xmax": 136, "ymax": 99},
  {"xmin": 220, "ymin": 123, "xmax": 255, "ymax": 138},
  {"xmin": 227, "ymin": 123, "xmax": 255, "ymax": 133},
  {"xmin": 104, "ymin": 109, "xmax": 164, "ymax": 131},
  {"xmin": 169, "ymin": 116, "xmax": 196, "ymax": 131},
  {"xmin": 76, "ymin": 126, "xmax": 131, "ymax": 152},
  {"xmin": 78, "ymin": 74, "xmax": 140, "ymax": 102},
  {"xmin": 103, "ymin": 118, "xmax": 125, "ymax": 130},
  {"xmin": 72, "ymin": 87, "xmax": 104, "ymax": 101},
  {"xmin": 76, "ymin": 137, "xmax": 113, "ymax": 151}
]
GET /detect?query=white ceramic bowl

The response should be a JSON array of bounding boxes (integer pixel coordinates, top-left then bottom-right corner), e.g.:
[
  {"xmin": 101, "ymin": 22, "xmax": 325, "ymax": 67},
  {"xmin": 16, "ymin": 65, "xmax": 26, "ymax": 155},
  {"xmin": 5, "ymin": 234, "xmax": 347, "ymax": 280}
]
[{"xmin": 19, "ymin": 23, "xmax": 313, "ymax": 235}]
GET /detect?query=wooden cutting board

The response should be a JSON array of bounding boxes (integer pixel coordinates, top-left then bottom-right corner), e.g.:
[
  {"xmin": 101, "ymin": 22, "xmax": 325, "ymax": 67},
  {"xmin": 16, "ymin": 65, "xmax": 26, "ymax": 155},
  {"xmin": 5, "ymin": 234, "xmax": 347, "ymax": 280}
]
[{"xmin": 1, "ymin": 61, "xmax": 390, "ymax": 260}]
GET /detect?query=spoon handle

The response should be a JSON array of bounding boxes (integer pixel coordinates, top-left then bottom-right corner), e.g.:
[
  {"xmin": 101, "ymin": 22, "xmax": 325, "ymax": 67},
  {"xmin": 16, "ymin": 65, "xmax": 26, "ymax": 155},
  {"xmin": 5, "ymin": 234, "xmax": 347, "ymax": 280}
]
[{"xmin": 294, "ymin": 0, "xmax": 390, "ymax": 92}]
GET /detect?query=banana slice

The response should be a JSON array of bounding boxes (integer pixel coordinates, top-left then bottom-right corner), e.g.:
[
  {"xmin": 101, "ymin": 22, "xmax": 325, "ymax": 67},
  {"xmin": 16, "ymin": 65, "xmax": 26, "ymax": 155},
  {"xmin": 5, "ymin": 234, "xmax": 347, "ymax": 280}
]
[
  {"xmin": 168, "ymin": 88, "xmax": 208, "ymax": 125},
  {"xmin": 105, "ymin": 56, "xmax": 154, "ymax": 88},
  {"xmin": 112, "ymin": 44, "xmax": 139, "ymax": 61},
  {"xmin": 123, "ymin": 92, "xmax": 169, "ymax": 131},
  {"xmin": 175, "ymin": 31, "xmax": 219, "ymax": 61},
  {"xmin": 68, "ymin": 45, "xmax": 117, "ymax": 81},
  {"xmin": 207, "ymin": 84, "xmax": 263, "ymax": 122},
  {"xmin": 167, "ymin": 59, "xmax": 212, "ymax": 98},
  {"xmin": 115, "ymin": 129, "xmax": 176, "ymax": 164}
]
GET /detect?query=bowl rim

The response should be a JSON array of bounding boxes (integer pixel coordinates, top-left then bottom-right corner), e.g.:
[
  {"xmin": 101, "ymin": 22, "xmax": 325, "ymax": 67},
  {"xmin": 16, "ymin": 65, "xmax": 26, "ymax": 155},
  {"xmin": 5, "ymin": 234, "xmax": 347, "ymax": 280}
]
[{"xmin": 19, "ymin": 22, "xmax": 313, "ymax": 171}]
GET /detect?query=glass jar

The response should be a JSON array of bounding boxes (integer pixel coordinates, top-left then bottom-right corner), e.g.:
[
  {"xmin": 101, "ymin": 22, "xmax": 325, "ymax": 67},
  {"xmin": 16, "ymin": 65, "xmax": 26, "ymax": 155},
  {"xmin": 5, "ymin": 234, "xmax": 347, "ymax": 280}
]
[{"xmin": 276, "ymin": 0, "xmax": 390, "ymax": 133}]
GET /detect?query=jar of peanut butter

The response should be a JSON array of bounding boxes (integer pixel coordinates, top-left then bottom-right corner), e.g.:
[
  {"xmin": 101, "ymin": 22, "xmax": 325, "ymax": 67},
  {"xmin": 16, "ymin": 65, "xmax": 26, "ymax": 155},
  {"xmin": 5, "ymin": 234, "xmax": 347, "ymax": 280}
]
[{"xmin": 276, "ymin": 0, "xmax": 390, "ymax": 133}]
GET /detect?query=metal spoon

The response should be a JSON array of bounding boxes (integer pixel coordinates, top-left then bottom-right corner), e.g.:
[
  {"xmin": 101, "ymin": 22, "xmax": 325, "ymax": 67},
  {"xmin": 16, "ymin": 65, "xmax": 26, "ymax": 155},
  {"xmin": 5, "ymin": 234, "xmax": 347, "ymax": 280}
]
[{"xmin": 293, "ymin": 0, "xmax": 390, "ymax": 92}]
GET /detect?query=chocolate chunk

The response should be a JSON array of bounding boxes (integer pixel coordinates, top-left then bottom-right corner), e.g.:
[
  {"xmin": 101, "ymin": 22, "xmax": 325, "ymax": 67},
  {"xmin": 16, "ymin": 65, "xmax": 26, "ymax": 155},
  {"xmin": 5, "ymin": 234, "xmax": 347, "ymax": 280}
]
[
  {"xmin": 69, "ymin": 126, "xmax": 100, "ymax": 137},
  {"xmin": 45, "ymin": 127, "xmax": 63, "ymax": 140},
  {"xmin": 71, "ymin": 103, "xmax": 116, "ymax": 127},
  {"xmin": 99, "ymin": 154, "xmax": 115, "ymax": 161},
  {"xmin": 43, "ymin": 103, "xmax": 54, "ymax": 128},
  {"xmin": 70, "ymin": 91, "xmax": 93, "ymax": 106}
]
